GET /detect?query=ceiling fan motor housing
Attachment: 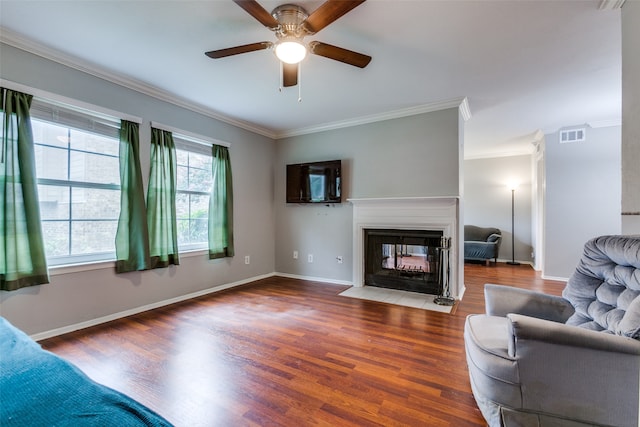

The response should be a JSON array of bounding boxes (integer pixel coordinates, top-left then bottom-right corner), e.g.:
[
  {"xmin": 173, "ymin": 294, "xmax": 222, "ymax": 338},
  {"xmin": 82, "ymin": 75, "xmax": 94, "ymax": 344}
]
[{"xmin": 272, "ymin": 4, "xmax": 309, "ymax": 39}]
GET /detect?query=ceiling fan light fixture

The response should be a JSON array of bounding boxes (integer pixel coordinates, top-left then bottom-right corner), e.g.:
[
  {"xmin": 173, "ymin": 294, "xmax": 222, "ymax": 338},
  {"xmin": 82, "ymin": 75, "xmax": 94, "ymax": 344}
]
[{"xmin": 275, "ymin": 40, "xmax": 306, "ymax": 64}]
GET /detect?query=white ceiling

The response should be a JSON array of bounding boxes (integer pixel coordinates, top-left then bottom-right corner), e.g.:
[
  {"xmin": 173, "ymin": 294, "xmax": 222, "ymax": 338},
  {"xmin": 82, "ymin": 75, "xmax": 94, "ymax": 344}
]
[{"xmin": 0, "ymin": 0, "xmax": 622, "ymax": 158}]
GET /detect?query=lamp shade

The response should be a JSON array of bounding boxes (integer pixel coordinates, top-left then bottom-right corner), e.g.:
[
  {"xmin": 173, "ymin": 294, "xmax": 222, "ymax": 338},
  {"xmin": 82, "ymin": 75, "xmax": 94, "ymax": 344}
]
[{"xmin": 275, "ymin": 40, "xmax": 307, "ymax": 64}]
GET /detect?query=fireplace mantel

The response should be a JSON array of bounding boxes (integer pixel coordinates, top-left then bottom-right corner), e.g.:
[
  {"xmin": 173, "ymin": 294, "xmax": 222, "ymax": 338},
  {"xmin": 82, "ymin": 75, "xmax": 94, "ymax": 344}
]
[
  {"xmin": 348, "ymin": 196, "xmax": 459, "ymax": 204},
  {"xmin": 348, "ymin": 197, "xmax": 463, "ymax": 299}
]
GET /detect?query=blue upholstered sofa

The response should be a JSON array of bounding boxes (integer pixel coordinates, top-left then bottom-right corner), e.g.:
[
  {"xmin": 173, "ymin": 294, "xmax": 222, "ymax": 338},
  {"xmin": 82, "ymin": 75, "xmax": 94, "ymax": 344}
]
[
  {"xmin": 0, "ymin": 317, "xmax": 173, "ymax": 426},
  {"xmin": 464, "ymin": 225, "xmax": 502, "ymax": 265}
]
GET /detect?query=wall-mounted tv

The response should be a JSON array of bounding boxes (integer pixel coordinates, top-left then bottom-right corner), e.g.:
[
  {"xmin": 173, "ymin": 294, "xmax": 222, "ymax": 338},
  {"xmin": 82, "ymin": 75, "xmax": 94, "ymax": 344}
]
[{"xmin": 286, "ymin": 160, "xmax": 342, "ymax": 204}]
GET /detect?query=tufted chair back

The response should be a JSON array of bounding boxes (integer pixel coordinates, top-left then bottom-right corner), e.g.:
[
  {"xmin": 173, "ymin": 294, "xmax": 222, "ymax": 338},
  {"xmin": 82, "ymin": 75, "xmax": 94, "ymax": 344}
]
[{"xmin": 562, "ymin": 235, "xmax": 640, "ymax": 338}]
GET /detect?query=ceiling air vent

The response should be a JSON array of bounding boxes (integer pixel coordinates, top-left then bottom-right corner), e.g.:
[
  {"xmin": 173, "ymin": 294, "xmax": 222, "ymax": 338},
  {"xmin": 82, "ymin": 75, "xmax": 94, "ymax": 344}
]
[{"xmin": 559, "ymin": 128, "xmax": 586, "ymax": 144}]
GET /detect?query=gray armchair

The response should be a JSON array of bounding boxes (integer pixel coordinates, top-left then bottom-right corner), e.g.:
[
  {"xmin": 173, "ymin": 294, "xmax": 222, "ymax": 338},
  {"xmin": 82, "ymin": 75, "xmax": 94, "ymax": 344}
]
[
  {"xmin": 464, "ymin": 235, "xmax": 640, "ymax": 427},
  {"xmin": 464, "ymin": 225, "xmax": 502, "ymax": 265}
]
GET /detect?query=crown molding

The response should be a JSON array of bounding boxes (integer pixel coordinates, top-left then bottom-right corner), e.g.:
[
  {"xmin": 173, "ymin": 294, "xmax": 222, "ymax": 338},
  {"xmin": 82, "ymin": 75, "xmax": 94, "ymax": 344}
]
[
  {"xmin": 459, "ymin": 97, "xmax": 472, "ymax": 122},
  {"xmin": 532, "ymin": 129, "xmax": 544, "ymax": 142},
  {"xmin": 0, "ymin": 27, "xmax": 277, "ymax": 139},
  {"xmin": 1, "ymin": 28, "xmax": 473, "ymax": 141},
  {"xmin": 587, "ymin": 118, "xmax": 622, "ymax": 128},
  {"xmin": 541, "ymin": 117, "xmax": 621, "ymax": 135},
  {"xmin": 598, "ymin": 0, "xmax": 626, "ymax": 10},
  {"xmin": 464, "ymin": 147, "xmax": 535, "ymax": 161},
  {"xmin": 277, "ymin": 97, "xmax": 471, "ymax": 139}
]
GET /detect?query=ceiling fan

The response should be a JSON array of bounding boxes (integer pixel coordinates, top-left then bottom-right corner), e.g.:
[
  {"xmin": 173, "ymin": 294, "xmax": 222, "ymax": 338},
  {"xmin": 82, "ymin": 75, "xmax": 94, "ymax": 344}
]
[{"xmin": 205, "ymin": 0, "xmax": 372, "ymax": 88}]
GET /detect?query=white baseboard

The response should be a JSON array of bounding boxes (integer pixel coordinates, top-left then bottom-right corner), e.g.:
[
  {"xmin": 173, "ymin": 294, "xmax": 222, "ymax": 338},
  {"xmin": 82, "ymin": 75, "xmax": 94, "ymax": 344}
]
[
  {"xmin": 456, "ymin": 284, "xmax": 467, "ymax": 300},
  {"xmin": 274, "ymin": 272, "xmax": 353, "ymax": 286},
  {"xmin": 541, "ymin": 274, "xmax": 569, "ymax": 282},
  {"xmin": 31, "ymin": 272, "xmax": 276, "ymax": 342},
  {"xmin": 495, "ymin": 258, "xmax": 534, "ymax": 266}
]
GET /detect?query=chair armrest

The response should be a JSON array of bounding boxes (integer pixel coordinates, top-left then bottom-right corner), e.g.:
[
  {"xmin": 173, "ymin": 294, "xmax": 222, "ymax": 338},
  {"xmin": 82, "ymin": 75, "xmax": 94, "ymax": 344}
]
[
  {"xmin": 506, "ymin": 313, "xmax": 640, "ymax": 426},
  {"xmin": 507, "ymin": 313, "xmax": 640, "ymax": 355},
  {"xmin": 487, "ymin": 233, "xmax": 501, "ymax": 243},
  {"xmin": 484, "ymin": 284, "xmax": 574, "ymax": 322}
]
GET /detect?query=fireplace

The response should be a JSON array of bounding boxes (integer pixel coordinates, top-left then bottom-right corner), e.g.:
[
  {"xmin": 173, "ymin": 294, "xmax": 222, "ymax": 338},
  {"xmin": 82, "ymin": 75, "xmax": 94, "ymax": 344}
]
[
  {"xmin": 364, "ymin": 229, "xmax": 443, "ymax": 294},
  {"xmin": 349, "ymin": 197, "xmax": 463, "ymax": 299}
]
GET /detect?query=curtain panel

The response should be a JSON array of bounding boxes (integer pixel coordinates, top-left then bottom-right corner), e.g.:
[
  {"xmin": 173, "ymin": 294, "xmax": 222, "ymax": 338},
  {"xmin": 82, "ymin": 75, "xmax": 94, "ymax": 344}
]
[
  {"xmin": 208, "ymin": 145, "xmax": 234, "ymax": 259},
  {"xmin": 146, "ymin": 127, "xmax": 179, "ymax": 268},
  {"xmin": 0, "ymin": 88, "xmax": 49, "ymax": 291},
  {"xmin": 115, "ymin": 120, "xmax": 150, "ymax": 273}
]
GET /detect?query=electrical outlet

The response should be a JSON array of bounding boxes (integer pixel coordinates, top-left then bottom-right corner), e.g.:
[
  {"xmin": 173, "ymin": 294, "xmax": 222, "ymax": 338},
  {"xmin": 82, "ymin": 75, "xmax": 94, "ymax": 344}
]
[
  {"xmin": 244, "ymin": 256, "xmax": 250, "ymax": 265},
  {"xmin": 336, "ymin": 256, "xmax": 343, "ymax": 264},
  {"xmin": 293, "ymin": 250, "xmax": 298, "ymax": 259},
  {"xmin": 308, "ymin": 254, "xmax": 313, "ymax": 263}
]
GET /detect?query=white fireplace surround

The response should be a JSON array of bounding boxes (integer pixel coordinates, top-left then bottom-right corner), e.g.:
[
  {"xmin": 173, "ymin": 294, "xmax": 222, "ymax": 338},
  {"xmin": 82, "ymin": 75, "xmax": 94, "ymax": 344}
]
[{"xmin": 349, "ymin": 197, "xmax": 463, "ymax": 299}]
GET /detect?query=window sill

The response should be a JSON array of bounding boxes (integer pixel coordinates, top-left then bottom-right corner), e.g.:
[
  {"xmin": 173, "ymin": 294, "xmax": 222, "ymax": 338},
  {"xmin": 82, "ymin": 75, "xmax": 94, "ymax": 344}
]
[
  {"xmin": 48, "ymin": 250, "xmax": 209, "ymax": 276},
  {"xmin": 49, "ymin": 259, "xmax": 116, "ymax": 276}
]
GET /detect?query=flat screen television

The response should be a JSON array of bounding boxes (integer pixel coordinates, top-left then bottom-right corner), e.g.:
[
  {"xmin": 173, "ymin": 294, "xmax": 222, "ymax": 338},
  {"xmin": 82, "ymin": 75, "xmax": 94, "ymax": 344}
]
[{"xmin": 286, "ymin": 160, "xmax": 342, "ymax": 204}]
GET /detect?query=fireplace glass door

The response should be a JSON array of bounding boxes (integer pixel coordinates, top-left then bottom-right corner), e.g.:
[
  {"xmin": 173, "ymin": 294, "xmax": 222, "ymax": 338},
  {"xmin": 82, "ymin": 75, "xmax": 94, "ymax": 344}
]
[{"xmin": 364, "ymin": 229, "xmax": 443, "ymax": 294}]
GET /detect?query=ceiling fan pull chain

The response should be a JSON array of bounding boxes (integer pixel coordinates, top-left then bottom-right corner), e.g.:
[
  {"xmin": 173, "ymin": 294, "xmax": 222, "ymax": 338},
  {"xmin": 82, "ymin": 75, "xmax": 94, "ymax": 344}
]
[
  {"xmin": 298, "ymin": 63, "xmax": 302, "ymax": 103},
  {"xmin": 279, "ymin": 61, "xmax": 283, "ymax": 92}
]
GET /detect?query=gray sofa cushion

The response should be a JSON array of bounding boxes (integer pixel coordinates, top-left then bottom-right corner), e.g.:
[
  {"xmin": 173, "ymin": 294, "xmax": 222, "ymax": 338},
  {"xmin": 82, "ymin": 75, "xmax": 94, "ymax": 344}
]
[
  {"xmin": 562, "ymin": 235, "xmax": 640, "ymax": 338},
  {"xmin": 465, "ymin": 225, "xmax": 501, "ymax": 242}
]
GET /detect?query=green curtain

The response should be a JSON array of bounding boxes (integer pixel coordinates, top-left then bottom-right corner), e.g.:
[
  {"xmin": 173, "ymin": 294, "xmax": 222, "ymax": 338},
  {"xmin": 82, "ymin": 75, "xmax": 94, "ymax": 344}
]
[
  {"xmin": 146, "ymin": 127, "xmax": 179, "ymax": 268},
  {"xmin": 1, "ymin": 88, "xmax": 49, "ymax": 291},
  {"xmin": 209, "ymin": 145, "xmax": 234, "ymax": 259},
  {"xmin": 115, "ymin": 120, "xmax": 150, "ymax": 273}
]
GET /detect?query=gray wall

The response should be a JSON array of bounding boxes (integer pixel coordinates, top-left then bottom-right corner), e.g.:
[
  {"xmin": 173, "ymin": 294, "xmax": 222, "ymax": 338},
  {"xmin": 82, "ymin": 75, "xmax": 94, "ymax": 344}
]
[
  {"xmin": 274, "ymin": 109, "xmax": 461, "ymax": 282},
  {"xmin": 0, "ymin": 44, "xmax": 276, "ymax": 335},
  {"xmin": 544, "ymin": 125, "xmax": 621, "ymax": 279},
  {"xmin": 464, "ymin": 155, "xmax": 533, "ymax": 264},
  {"xmin": 622, "ymin": 1, "xmax": 640, "ymax": 233}
]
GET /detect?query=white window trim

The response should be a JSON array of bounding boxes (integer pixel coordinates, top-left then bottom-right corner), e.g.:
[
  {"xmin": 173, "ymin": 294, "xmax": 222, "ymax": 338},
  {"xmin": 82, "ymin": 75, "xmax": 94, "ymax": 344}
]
[
  {"xmin": 1, "ymin": 79, "xmax": 142, "ymax": 124},
  {"xmin": 171, "ymin": 130, "xmax": 215, "ymax": 253},
  {"xmin": 47, "ymin": 249, "xmax": 208, "ymax": 276},
  {"xmin": 33, "ymin": 125, "xmax": 122, "ymax": 266},
  {"xmin": 151, "ymin": 121, "xmax": 230, "ymax": 148}
]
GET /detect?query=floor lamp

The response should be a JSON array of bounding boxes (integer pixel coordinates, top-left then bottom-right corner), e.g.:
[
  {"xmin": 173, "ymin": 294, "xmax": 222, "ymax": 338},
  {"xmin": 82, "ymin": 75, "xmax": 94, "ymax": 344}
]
[{"xmin": 507, "ymin": 183, "xmax": 520, "ymax": 265}]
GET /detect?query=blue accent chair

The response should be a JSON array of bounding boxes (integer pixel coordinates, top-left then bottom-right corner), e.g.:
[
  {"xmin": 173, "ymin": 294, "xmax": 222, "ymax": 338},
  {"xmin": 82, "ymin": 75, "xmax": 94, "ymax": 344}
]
[{"xmin": 464, "ymin": 225, "xmax": 502, "ymax": 265}]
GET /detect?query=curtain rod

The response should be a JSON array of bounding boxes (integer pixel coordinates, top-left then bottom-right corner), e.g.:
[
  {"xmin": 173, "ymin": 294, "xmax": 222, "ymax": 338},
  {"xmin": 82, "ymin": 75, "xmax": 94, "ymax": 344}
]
[{"xmin": 150, "ymin": 121, "xmax": 230, "ymax": 148}]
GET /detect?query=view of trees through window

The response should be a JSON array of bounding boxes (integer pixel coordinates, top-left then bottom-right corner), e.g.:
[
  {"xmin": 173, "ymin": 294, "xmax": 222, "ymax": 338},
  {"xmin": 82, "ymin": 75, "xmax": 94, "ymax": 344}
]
[
  {"xmin": 30, "ymin": 112, "xmax": 215, "ymax": 264},
  {"xmin": 175, "ymin": 146, "xmax": 212, "ymax": 250},
  {"xmin": 32, "ymin": 119, "xmax": 121, "ymax": 264}
]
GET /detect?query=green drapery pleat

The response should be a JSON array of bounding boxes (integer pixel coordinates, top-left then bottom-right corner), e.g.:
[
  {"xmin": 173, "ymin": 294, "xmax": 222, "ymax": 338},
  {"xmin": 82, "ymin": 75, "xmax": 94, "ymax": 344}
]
[
  {"xmin": 146, "ymin": 127, "xmax": 179, "ymax": 268},
  {"xmin": 208, "ymin": 145, "xmax": 234, "ymax": 259},
  {"xmin": 115, "ymin": 120, "xmax": 150, "ymax": 273},
  {"xmin": 1, "ymin": 88, "xmax": 49, "ymax": 291}
]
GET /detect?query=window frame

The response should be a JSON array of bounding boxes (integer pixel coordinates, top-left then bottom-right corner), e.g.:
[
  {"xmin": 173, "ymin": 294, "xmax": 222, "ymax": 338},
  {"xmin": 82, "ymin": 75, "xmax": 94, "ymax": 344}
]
[
  {"xmin": 31, "ymin": 117, "xmax": 122, "ymax": 266},
  {"xmin": 174, "ymin": 135, "xmax": 213, "ymax": 252},
  {"xmin": 24, "ymin": 91, "xmax": 141, "ymax": 268}
]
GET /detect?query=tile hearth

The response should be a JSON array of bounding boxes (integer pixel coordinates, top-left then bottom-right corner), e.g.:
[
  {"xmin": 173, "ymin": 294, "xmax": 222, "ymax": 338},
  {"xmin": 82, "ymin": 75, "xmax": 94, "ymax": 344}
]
[{"xmin": 338, "ymin": 286, "xmax": 454, "ymax": 314}]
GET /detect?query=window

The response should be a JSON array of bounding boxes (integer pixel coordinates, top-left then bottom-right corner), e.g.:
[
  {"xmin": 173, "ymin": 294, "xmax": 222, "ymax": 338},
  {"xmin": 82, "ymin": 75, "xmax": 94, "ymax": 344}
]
[
  {"xmin": 174, "ymin": 135, "xmax": 212, "ymax": 251},
  {"xmin": 31, "ymin": 100, "xmax": 121, "ymax": 266}
]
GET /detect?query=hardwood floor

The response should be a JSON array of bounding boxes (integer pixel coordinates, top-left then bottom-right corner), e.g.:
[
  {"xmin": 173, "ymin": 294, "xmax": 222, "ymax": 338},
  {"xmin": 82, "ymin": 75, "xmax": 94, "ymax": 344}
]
[{"xmin": 40, "ymin": 263, "xmax": 565, "ymax": 427}]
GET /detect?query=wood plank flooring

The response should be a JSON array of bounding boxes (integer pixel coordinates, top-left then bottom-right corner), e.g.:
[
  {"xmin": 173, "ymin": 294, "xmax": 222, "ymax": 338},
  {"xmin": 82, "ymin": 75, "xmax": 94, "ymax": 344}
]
[{"xmin": 40, "ymin": 263, "xmax": 566, "ymax": 426}]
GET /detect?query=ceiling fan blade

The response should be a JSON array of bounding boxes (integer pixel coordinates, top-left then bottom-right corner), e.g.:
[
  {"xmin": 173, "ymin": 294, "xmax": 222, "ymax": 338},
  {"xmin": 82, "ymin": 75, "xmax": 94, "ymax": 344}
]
[
  {"xmin": 205, "ymin": 42, "xmax": 273, "ymax": 59},
  {"xmin": 309, "ymin": 41, "xmax": 371, "ymax": 68},
  {"xmin": 303, "ymin": 0, "xmax": 366, "ymax": 34},
  {"xmin": 283, "ymin": 63, "xmax": 298, "ymax": 87},
  {"xmin": 233, "ymin": 0, "xmax": 279, "ymax": 30}
]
